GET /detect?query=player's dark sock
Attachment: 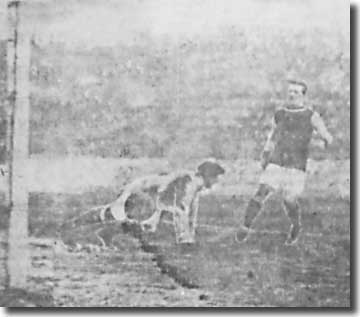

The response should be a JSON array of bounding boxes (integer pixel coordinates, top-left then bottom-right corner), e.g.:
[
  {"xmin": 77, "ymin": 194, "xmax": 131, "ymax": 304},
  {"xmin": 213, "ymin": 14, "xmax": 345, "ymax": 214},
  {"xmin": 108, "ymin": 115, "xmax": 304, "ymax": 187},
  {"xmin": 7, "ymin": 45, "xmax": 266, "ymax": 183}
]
[
  {"xmin": 235, "ymin": 185, "xmax": 271, "ymax": 243},
  {"xmin": 286, "ymin": 223, "xmax": 301, "ymax": 245},
  {"xmin": 284, "ymin": 200, "xmax": 301, "ymax": 244},
  {"xmin": 235, "ymin": 227, "xmax": 249, "ymax": 242},
  {"xmin": 244, "ymin": 198, "xmax": 262, "ymax": 228},
  {"xmin": 235, "ymin": 198, "xmax": 261, "ymax": 242}
]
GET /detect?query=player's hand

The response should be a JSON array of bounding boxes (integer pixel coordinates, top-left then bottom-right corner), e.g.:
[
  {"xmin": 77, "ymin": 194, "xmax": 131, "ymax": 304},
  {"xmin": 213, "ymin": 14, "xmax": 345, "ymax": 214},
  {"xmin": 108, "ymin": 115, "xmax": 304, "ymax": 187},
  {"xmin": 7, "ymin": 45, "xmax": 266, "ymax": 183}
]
[
  {"xmin": 312, "ymin": 138, "xmax": 329, "ymax": 149},
  {"xmin": 325, "ymin": 135, "xmax": 333, "ymax": 148},
  {"xmin": 261, "ymin": 150, "xmax": 271, "ymax": 170},
  {"xmin": 320, "ymin": 136, "xmax": 333, "ymax": 149}
]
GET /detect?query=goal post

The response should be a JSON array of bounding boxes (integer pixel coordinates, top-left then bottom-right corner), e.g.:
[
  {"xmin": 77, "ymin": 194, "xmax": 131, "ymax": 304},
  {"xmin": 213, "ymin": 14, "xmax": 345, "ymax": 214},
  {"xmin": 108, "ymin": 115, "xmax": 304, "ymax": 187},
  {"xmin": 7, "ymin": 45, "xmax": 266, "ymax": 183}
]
[{"xmin": 6, "ymin": 0, "xmax": 31, "ymax": 289}]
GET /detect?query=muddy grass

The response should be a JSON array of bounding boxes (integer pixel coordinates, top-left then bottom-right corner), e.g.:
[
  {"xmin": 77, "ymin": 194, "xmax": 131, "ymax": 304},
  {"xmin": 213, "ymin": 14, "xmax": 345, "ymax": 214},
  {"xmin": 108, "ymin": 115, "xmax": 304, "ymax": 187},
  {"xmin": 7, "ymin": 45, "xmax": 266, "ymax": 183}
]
[
  {"xmin": 0, "ymin": 189, "xmax": 348, "ymax": 307},
  {"xmin": 0, "ymin": 162, "xmax": 351, "ymax": 307}
]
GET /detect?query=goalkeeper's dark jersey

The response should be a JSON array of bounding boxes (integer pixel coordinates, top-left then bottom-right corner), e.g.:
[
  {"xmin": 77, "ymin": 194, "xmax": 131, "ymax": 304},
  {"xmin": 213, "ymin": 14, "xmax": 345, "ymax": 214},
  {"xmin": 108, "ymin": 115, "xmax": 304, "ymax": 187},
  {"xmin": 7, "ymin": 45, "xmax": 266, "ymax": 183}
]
[{"xmin": 269, "ymin": 107, "xmax": 314, "ymax": 171}]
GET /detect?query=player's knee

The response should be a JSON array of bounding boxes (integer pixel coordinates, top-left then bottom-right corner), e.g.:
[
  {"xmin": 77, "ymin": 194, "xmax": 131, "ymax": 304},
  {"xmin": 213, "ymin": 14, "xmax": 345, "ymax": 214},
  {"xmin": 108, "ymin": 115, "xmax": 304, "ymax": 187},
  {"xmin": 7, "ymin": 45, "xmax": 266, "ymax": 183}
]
[
  {"xmin": 283, "ymin": 194, "xmax": 298, "ymax": 208},
  {"xmin": 254, "ymin": 184, "xmax": 273, "ymax": 201}
]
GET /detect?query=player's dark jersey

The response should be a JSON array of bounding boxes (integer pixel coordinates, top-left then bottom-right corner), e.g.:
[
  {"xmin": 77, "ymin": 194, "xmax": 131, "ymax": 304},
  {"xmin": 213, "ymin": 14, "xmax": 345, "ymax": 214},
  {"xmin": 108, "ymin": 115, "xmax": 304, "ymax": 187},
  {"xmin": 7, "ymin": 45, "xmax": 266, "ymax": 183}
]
[{"xmin": 269, "ymin": 106, "xmax": 314, "ymax": 171}]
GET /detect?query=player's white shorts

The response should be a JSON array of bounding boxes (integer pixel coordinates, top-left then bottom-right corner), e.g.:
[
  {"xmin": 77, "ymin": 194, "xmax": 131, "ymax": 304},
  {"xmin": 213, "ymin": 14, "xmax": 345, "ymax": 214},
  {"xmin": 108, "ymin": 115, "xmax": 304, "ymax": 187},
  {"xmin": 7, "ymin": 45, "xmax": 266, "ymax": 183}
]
[{"xmin": 259, "ymin": 163, "xmax": 306, "ymax": 199}]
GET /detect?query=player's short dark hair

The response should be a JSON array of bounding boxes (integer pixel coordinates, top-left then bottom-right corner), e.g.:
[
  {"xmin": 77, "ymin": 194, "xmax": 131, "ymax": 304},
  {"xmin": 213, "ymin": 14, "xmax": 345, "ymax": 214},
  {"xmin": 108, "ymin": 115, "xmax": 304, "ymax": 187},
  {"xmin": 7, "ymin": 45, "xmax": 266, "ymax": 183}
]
[
  {"xmin": 196, "ymin": 160, "xmax": 225, "ymax": 179},
  {"xmin": 287, "ymin": 79, "xmax": 307, "ymax": 95}
]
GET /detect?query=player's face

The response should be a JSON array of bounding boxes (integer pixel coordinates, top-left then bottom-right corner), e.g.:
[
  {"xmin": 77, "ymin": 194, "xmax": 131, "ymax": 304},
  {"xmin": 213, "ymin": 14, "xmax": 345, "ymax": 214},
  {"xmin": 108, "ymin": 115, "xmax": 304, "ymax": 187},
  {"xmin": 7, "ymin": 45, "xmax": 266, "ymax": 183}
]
[
  {"xmin": 287, "ymin": 84, "xmax": 305, "ymax": 107},
  {"xmin": 204, "ymin": 175, "xmax": 218, "ymax": 189}
]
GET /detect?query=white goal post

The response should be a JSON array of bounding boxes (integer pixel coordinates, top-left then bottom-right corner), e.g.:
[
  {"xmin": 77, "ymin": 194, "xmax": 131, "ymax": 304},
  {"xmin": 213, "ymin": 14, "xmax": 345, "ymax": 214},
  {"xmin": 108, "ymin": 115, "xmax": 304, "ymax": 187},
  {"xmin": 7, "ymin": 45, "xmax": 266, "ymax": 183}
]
[{"xmin": 5, "ymin": 0, "xmax": 30, "ymax": 289}]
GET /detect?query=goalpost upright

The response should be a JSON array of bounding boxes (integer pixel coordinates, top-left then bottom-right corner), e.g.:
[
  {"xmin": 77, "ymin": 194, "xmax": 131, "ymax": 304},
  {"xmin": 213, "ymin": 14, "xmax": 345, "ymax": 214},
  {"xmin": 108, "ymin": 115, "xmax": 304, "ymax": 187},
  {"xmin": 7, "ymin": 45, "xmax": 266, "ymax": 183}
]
[{"xmin": 6, "ymin": 0, "xmax": 31, "ymax": 289}]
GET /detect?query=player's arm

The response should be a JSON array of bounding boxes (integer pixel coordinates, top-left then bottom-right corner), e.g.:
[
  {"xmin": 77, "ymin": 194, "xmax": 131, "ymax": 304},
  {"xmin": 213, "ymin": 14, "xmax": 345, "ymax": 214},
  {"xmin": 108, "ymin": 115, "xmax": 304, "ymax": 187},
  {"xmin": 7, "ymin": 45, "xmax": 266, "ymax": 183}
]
[
  {"xmin": 261, "ymin": 118, "xmax": 276, "ymax": 170},
  {"xmin": 311, "ymin": 111, "xmax": 333, "ymax": 148}
]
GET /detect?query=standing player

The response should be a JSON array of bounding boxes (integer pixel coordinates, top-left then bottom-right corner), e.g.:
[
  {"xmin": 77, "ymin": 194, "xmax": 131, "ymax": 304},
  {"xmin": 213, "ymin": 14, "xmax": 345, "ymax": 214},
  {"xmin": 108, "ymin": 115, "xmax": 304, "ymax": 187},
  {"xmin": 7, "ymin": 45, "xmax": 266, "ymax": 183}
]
[{"xmin": 235, "ymin": 79, "xmax": 333, "ymax": 245}]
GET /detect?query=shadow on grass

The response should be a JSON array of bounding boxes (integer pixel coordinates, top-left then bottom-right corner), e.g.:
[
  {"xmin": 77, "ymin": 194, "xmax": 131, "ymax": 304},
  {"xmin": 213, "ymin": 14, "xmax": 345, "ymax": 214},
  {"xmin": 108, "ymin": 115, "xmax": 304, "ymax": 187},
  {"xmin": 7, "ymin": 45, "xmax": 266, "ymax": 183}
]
[{"xmin": 120, "ymin": 221, "xmax": 200, "ymax": 289}]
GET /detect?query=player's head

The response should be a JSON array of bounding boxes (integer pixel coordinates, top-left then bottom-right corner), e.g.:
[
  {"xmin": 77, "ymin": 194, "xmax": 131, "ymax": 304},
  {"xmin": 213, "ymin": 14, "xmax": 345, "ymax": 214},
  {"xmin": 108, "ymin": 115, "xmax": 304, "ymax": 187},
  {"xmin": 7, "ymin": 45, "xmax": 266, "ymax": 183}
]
[
  {"xmin": 287, "ymin": 79, "xmax": 307, "ymax": 108},
  {"xmin": 196, "ymin": 160, "xmax": 225, "ymax": 189}
]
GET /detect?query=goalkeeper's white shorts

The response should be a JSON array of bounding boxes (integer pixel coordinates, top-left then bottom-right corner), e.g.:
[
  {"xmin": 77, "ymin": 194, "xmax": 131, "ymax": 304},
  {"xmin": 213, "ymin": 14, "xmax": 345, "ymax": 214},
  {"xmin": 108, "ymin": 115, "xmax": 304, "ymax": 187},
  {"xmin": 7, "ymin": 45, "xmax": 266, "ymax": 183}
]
[{"xmin": 259, "ymin": 163, "xmax": 306, "ymax": 199}]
